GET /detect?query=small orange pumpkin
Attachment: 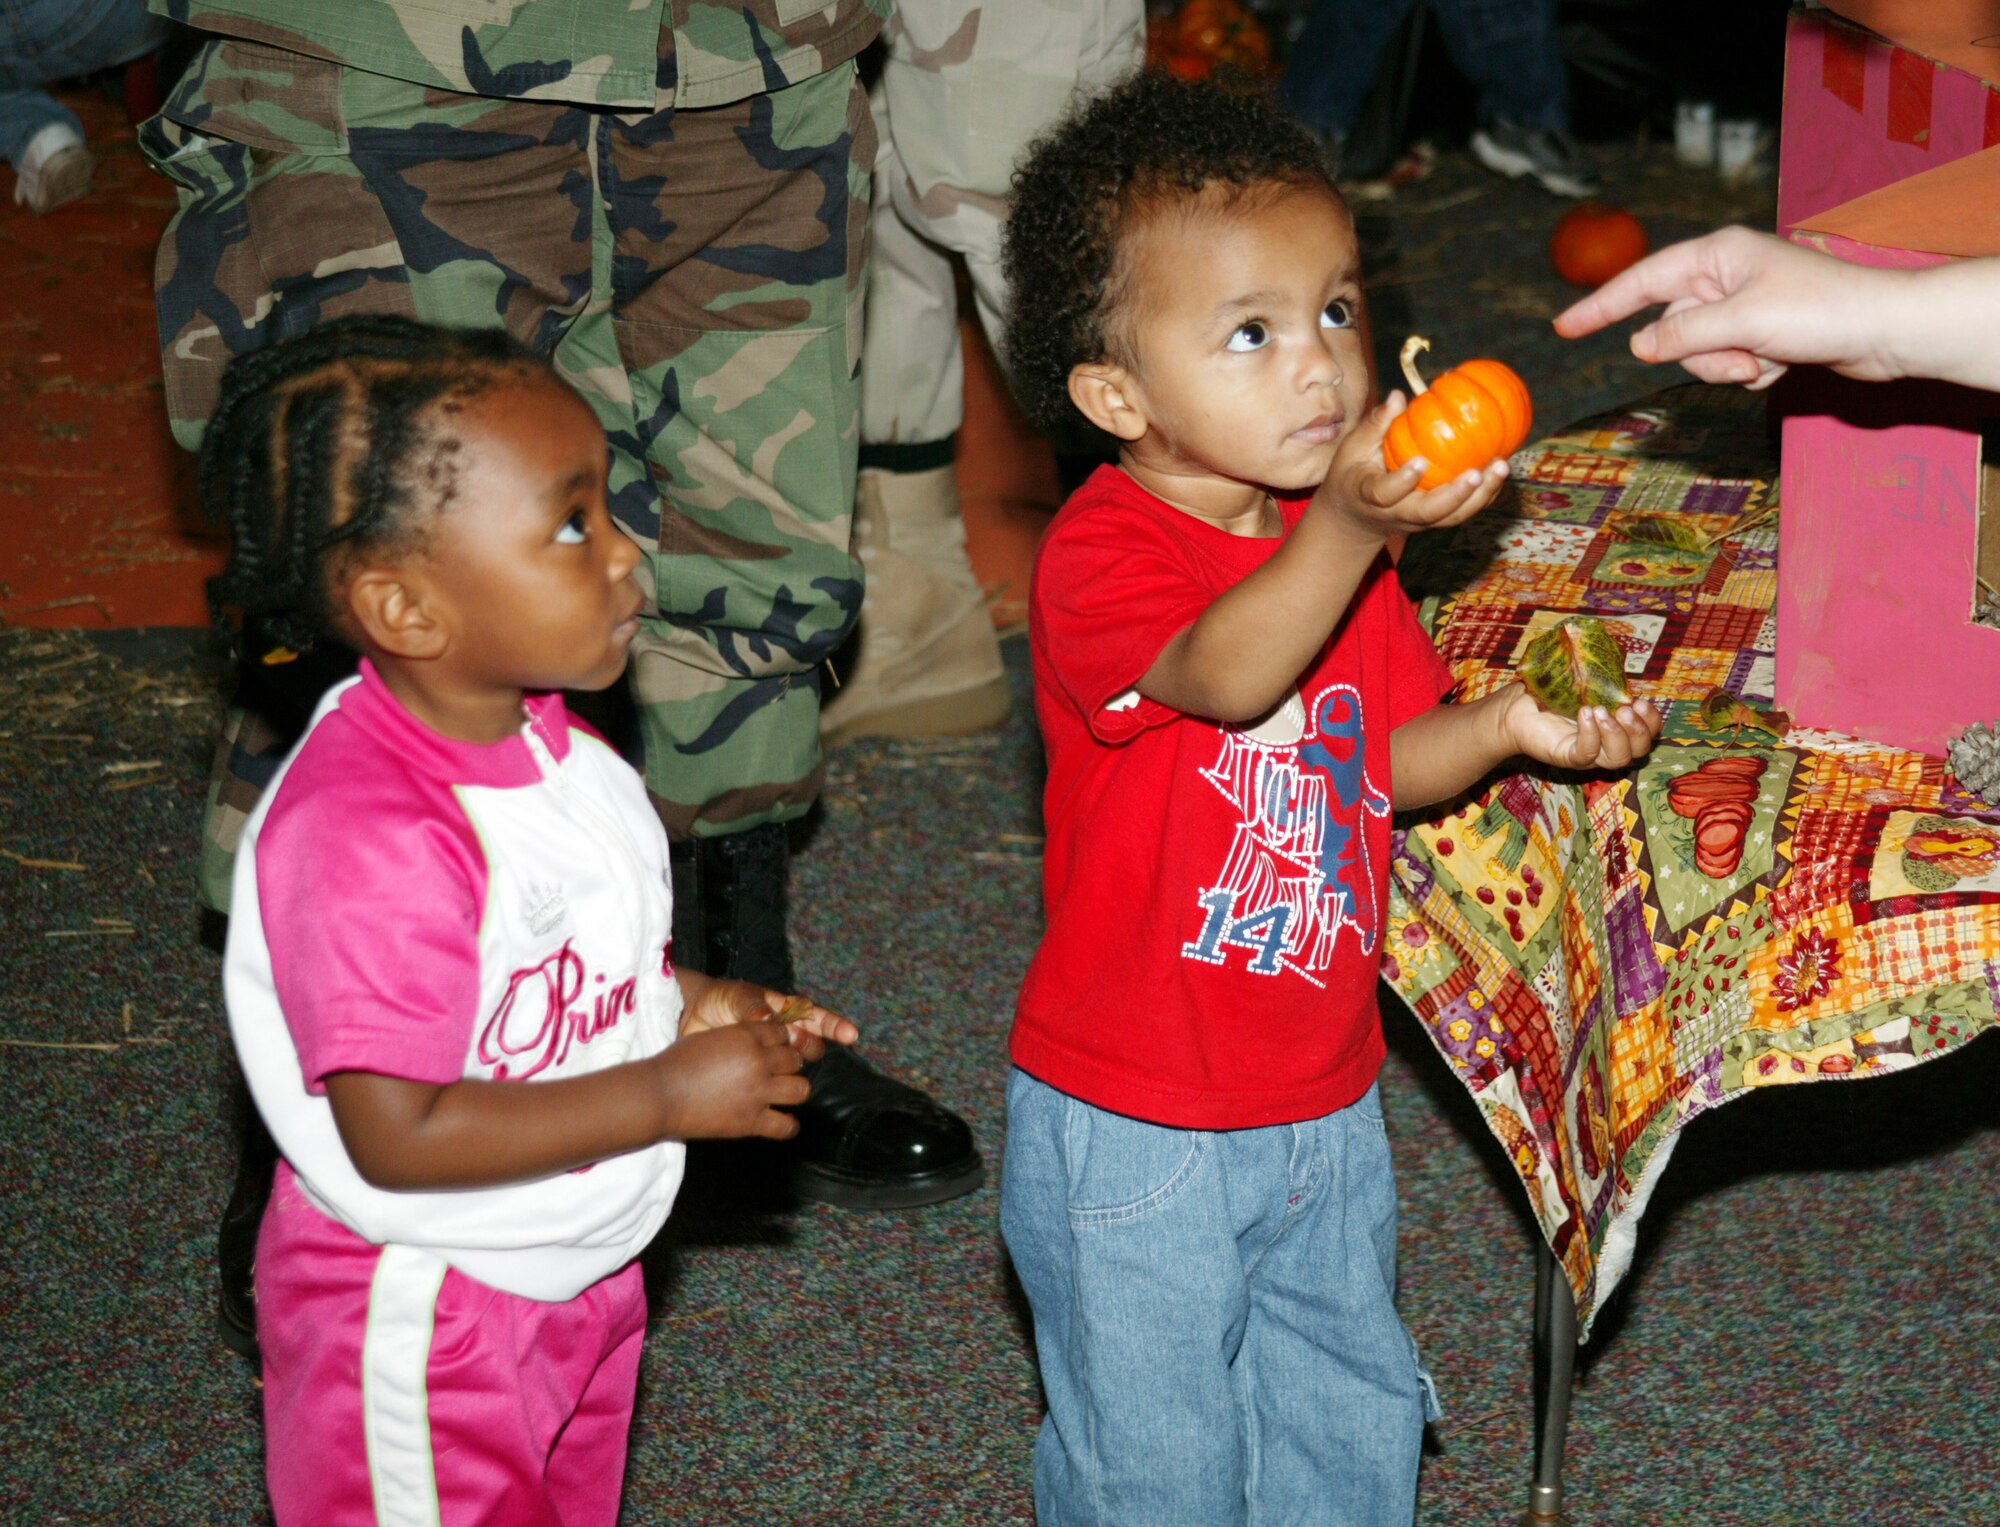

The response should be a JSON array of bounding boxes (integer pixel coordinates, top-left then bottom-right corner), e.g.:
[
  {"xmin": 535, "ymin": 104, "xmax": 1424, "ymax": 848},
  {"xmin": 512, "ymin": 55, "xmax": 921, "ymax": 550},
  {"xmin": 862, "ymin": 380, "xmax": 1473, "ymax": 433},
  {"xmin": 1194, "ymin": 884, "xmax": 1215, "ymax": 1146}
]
[
  {"xmin": 1549, "ymin": 203, "xmax": 1649, "ymax": 288},
  {"xmin": 1381, "ymin": 336, "xmax": 1533, "ymax": 490}
]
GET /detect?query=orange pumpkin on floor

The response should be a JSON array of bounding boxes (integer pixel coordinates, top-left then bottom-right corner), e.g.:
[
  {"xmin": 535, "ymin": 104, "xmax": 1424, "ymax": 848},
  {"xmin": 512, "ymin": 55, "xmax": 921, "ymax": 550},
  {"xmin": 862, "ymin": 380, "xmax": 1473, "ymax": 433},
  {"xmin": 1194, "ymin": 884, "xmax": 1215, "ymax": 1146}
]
[
  {"xmin": 1146, "ymin": 0, "xmax": 1271, "ymax": 80},
  {"xmin": 1381, "ymin": 337, "xmax": 1533, "ymax": 490},
  {"xmin": 1549, "ymin": 203, "xmax": 1649, "ymax": 287}
]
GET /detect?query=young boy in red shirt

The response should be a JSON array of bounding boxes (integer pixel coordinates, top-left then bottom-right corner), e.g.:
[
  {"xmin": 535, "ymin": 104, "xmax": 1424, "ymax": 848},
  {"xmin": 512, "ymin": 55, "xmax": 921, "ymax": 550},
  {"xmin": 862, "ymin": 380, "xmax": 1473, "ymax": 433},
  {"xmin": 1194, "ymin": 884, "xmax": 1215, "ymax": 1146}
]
[{"xmin": 998, "ymin": 75, "xmax": 1661, "ymax": 1525}]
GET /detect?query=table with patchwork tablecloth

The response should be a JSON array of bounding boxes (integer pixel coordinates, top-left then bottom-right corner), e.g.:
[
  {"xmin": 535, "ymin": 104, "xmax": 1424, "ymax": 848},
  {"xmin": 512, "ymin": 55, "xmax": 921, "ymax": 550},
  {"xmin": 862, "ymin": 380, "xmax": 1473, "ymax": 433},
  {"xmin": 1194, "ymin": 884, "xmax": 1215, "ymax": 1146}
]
[{"xmin": 1384, "ymin": 382, "xmax": 2000, "ymax": 1520}]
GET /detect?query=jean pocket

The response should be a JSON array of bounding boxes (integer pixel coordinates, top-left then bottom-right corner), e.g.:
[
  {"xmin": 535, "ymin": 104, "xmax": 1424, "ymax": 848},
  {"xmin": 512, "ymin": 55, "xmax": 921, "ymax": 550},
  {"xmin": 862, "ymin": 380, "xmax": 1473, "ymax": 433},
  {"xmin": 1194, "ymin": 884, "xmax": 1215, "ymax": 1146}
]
[
  {"xmin": 1062, "ymin": 1100, "xmax": 1207, "ymax": 1228},
  {"xmin": 1348, "ymin": 1078, "xmax": 1387, "ymax": 1133}
]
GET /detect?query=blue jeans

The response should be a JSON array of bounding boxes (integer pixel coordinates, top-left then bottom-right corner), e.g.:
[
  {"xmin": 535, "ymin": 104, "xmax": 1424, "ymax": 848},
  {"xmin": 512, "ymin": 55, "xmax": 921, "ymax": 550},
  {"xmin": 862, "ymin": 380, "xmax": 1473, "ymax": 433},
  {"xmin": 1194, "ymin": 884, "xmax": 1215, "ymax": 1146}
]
[
  {"xmin": 0, "ymin": 0, "xmax": 166, "ymax": 165},
  {"xmin": 1001, "ymin": 1070, "xmax": 1440, "ymax": 1527},
  {"xmin": 1281, "ymin": 0, "xmax": 1568, "ymax": 140}
]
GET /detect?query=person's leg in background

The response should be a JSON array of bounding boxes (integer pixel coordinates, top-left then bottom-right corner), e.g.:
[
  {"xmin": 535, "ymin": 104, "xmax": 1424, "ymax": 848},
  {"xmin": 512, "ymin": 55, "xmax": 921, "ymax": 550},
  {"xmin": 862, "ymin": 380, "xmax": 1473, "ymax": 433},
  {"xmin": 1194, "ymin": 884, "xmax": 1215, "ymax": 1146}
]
[
  {"xmin": 0, "ymin": 0, "xmax": 167, "ymax": 212},
  {"xmin": 594, "ymin": 63, "xmax": 984, "ymax": 1211},
  {"xmin": 1431, "ymin": 0, "xmax": 1596, "ymax": 197},
  {"xmin": 1281, "ymin": 0, "xmax": 1593, "ymax": 197},
  {"xmin": 1279, "ymin": 0, "xmax": 1417, "ymax": 164},
  {"xmin": 818, "ymin": 112, "xmax": 1009, "ymax": 748},
  {"xmin": 820, "ymin": 0, "xmax": 1143, "ymax": 748}
]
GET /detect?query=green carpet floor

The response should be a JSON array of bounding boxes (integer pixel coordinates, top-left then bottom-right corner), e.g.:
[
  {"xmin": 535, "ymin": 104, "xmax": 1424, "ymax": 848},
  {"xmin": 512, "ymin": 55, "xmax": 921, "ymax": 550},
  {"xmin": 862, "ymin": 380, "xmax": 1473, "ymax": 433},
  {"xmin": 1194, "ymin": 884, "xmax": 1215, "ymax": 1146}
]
[{"xmin": 5, "ymin": 142, "xmax": 1998, "ymax": 1526}]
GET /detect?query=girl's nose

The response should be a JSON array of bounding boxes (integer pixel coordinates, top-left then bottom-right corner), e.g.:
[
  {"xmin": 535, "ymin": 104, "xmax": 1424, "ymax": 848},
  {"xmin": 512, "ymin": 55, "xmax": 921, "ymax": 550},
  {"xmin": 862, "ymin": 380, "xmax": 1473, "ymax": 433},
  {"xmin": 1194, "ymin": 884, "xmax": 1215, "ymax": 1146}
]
[{"xmin": 609, "ymin": 527, "xmax": 641, "ymax": 581}]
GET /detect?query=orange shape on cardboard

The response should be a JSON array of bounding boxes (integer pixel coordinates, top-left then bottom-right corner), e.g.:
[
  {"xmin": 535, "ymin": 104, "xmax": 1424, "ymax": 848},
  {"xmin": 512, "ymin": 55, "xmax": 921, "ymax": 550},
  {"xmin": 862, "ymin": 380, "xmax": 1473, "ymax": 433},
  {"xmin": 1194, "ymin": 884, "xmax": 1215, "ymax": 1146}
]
[{"xmin": 1792, "ymin": 139, "xmax": 2000, "ymax": 258}]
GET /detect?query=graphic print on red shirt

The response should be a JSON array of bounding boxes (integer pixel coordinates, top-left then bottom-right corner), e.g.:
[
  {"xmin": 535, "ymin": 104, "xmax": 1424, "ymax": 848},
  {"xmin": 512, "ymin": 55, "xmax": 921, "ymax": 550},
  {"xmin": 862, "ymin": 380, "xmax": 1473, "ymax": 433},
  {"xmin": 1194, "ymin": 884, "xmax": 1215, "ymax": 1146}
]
[{"xmin": 1179, "ymin": 679, "xmax": 1394, "ymax": 985}]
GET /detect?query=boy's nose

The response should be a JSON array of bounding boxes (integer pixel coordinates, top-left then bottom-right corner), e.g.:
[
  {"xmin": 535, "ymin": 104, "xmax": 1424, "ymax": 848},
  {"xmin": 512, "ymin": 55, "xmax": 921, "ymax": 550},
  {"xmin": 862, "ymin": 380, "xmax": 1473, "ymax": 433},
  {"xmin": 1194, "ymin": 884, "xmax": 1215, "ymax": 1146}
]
[{"xmin": 1299, "ymin": 337, "xmax": 1343, "ymax": 389}]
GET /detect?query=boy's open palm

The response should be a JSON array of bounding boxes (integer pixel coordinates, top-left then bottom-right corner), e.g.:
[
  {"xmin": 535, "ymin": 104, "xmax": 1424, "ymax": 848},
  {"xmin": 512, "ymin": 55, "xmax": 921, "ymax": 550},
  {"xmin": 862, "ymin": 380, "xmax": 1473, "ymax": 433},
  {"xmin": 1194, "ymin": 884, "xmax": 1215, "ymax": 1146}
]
[
  {"xmin": 1317, "ymin": 392, "xmax": 1511, "ymax": 542},
  {"xmin": 1496, "ymin": 682, "xmax": 1664, "ymax": 771}
]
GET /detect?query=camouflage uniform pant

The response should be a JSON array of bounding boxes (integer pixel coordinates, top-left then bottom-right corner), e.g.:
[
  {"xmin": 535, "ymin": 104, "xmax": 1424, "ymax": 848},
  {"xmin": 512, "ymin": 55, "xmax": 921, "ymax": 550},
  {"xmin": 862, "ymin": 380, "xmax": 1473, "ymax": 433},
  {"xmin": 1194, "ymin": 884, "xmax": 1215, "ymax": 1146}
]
[{"xmin": 143, "ymin": 38, "xmax": 873, "ymax": 910}]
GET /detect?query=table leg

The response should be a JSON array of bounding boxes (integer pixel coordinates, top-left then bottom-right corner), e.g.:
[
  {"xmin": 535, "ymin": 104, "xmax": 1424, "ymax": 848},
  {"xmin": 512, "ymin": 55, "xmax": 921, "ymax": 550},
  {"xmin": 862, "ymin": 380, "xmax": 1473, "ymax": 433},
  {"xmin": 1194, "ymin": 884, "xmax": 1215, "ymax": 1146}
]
[{"xmin": 1524, "ymin": 1239, "xmax": 1577, "ymax": 1525}]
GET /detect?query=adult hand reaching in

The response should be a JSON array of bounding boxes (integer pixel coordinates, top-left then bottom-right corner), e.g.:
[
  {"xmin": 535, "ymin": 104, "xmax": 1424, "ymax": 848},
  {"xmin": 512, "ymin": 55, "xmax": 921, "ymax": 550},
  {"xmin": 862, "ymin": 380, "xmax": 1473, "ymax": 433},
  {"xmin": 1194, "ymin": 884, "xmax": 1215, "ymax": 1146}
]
[{"xmin": 1552, "ymin": 225, "xmax": 2000, "ymax": 395}]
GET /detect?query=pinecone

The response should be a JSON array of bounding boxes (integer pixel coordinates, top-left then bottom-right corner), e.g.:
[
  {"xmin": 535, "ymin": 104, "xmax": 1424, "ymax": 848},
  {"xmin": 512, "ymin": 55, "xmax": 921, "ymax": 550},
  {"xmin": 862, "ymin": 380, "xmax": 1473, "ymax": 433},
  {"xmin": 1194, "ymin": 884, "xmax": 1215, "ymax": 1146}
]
[{"xmin": 1947, "ymin": 719, "xmax": 2000, "ymax": 804}]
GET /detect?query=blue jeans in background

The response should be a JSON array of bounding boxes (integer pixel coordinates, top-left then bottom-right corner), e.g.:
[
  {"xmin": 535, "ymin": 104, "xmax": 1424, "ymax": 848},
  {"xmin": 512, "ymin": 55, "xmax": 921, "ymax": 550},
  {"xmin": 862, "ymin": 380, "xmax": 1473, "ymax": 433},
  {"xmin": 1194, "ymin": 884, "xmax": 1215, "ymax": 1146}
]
[
  {"xmin": 1282, "ymin": 0, "xmax": 1568, "ymax": 141},
  {"xmin": 1001, "ymin": 1069, "xmax": 1440, "ymax": 1527},
  {"xmin": 0, "ymin": 0, "xmax": 167, "ymax": 165}
]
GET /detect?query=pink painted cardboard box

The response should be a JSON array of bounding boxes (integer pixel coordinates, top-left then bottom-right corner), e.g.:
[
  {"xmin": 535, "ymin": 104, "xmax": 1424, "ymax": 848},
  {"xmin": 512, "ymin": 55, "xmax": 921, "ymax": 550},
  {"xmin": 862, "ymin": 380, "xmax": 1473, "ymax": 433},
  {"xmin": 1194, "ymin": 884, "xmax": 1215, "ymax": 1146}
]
[{"xmin": 1776, "ymin": 1, "xmax": 2000, "ymax": 755}]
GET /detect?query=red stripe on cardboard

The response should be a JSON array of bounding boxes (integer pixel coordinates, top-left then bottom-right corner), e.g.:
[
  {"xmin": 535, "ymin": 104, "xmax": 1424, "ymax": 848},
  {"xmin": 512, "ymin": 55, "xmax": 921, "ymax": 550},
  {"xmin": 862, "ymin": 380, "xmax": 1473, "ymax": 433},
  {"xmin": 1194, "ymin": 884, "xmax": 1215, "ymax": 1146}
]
[
  {"xmin": 1822, "ymin": 22, "xmax": 1868, "ymax": 112},
  {"xmin": 1886, "ymin": 47, "xmax": 1934, "ymax": 146}
]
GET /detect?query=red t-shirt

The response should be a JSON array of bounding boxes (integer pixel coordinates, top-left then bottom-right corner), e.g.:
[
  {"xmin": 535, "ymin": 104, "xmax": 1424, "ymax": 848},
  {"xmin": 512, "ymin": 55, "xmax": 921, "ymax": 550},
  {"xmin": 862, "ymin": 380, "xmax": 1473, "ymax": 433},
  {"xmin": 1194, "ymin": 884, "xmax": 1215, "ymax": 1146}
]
[{"xmin": 1011, "ymin": 466, "xmax": 1455, "ymax": 1129}]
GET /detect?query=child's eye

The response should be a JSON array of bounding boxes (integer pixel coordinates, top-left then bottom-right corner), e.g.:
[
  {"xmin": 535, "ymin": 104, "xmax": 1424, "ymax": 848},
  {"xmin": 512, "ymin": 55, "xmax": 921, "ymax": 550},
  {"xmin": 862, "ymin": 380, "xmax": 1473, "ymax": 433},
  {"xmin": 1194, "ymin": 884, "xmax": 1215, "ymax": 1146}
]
[
  {"xmin": 1321, "ymin": 300, "xmax": 1355, "ymax": 330},
  {"xmin": 1225, "ymin": 321, "xmax": 1269, "ymax": 353},
  {"xmin": 555, "ymin": 509, "xmax": 589, "ymax": 545}
]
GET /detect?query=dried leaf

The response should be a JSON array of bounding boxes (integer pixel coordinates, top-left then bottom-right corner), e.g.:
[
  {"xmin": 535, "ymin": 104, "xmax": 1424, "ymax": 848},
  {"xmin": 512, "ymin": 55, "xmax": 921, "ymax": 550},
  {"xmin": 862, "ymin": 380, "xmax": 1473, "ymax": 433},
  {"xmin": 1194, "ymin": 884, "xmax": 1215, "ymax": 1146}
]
[
  {"xmin": 1692, "ymin": 687, "xmax": 1789, "ymax": 740},
  {"xmin": 1519, "ymin": 618, "xmax": 1632, "ymax": 719},
  {"xmin": 1611, "ymin": 513, "xmax": 1708, "ymax": 552},
  {"xmin": 774, "ymin": 995, "xmax": 816, "ymax": 1025}
]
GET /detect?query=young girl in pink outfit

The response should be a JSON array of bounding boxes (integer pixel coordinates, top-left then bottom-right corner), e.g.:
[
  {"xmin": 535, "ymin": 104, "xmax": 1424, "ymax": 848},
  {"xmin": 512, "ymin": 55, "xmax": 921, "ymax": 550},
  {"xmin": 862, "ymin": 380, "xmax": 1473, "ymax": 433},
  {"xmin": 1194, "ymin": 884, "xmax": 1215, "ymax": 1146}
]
[{"xmin": 209, "ymin": 315, "xmax": 856, "ymax": 1526}]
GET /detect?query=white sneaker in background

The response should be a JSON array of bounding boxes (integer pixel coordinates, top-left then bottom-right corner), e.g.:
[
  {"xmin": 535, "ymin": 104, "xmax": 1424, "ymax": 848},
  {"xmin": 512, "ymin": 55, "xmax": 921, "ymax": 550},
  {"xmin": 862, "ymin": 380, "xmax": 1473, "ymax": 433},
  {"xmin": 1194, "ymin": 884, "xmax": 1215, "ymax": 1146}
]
[
  {"xmin": 1469, "ymin": 117, "xmax": 1599, "ymax": 199},
  {"xmin": 12, "ymin": 122, "xmax": 96, "ymax": 216}
]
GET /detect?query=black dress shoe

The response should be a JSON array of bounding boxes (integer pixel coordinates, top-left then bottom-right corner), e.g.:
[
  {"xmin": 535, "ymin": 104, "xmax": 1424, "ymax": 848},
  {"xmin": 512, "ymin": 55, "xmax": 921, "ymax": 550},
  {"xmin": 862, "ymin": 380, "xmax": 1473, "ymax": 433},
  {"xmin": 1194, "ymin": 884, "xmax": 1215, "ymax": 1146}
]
[
  {"xmin": 670, "ymin": 823, "xmax": 984, "ymax": 1211},
  {"xmin": 793, "ymin": 1045, "xmax": 984, "ymax": 1209},
  {"xmin": 217, "ymin": 1106, "xmax": 276, "ymax": 1363}
]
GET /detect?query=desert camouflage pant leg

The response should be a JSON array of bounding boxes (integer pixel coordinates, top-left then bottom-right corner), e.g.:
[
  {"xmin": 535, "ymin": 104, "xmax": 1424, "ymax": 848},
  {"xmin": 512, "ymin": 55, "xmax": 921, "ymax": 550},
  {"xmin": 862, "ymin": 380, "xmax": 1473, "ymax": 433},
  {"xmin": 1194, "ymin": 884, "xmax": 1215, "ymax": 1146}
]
[
  {"xmin": 860, "ymin": 0, "xmax": 1143, "ymax": 446},
  {"xmin": 144, "ymin": 41, "xmax": 870, "ymax": 907}
]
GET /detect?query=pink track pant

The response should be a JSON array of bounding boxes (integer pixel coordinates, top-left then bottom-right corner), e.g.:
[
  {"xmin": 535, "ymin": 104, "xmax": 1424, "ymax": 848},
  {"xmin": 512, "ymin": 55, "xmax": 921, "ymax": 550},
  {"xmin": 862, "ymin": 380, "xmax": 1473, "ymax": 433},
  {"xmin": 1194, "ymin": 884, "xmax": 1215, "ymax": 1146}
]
[{"xmin": 256, "ymin": 1163, "xmax": 647, "ymax": 1526}]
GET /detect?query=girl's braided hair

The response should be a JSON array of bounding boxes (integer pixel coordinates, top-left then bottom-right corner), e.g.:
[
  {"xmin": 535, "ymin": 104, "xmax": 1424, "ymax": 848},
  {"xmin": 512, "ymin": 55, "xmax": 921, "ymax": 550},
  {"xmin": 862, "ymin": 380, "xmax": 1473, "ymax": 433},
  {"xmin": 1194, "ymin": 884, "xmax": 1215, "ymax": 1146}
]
[
  {"xmin": 200, "ymin": 314, "xmax": 549, "ymax": 654},
  {"xmin": 1002, "ymin": 73, "xmax": 1340, "ymax": 449}
]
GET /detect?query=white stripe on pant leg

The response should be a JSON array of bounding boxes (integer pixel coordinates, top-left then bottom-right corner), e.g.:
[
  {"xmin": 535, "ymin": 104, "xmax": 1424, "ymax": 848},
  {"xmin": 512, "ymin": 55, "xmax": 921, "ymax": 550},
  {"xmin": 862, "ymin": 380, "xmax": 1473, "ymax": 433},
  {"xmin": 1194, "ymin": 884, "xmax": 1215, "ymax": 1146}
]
[{"xmin": 362, "ymin": 1244, "xmax": 449, "ymax": 1527}]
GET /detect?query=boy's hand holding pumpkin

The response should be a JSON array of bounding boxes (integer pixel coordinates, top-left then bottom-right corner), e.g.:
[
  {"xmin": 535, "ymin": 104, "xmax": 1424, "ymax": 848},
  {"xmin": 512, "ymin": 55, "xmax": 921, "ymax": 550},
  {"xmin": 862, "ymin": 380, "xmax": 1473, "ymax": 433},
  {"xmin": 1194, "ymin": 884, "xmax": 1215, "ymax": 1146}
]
[{"xmin": 1313, "ymin": 386, "xmax": 1511, "ymax": 544}]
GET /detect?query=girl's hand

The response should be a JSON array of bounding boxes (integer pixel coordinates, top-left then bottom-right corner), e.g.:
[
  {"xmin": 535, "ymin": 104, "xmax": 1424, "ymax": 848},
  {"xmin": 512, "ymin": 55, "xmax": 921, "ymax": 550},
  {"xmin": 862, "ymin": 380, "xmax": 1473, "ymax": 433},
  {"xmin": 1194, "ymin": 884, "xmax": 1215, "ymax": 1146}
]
[
  {"xmin": 1496, "ymin": 682, "xmax": 1664, "ymax": 771},
  {"xmin": 1314, "ymin": 391, "xmax": 1510, "ymax": 543},
  {"xmin": 649, "ymin": 1022, "xmax": 816, "ymax": 1140},
  {"xmin": 677, "ymin": 970, "xmax": 858, "ymax": 1060}
]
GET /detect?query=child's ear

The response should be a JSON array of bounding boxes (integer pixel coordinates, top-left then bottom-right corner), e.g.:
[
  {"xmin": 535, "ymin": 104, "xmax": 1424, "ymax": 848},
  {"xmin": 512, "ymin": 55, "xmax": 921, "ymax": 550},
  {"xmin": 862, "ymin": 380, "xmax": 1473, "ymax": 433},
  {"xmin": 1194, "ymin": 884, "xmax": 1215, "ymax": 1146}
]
[
  {"xmin": 1068, "ymin": 362, "xmax": 1149, "ymax": 444},
  {"xmin": 345, "ymin": 565, "xmax": 449, "ymax": 661}
]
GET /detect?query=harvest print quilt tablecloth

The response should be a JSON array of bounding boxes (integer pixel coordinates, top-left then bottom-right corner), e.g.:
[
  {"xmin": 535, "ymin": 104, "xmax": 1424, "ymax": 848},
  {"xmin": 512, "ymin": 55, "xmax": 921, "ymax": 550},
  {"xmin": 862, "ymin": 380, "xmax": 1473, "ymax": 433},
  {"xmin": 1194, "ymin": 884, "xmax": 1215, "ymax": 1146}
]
[{"xmin": 1385, "ymin": 383, "xmax": 2000, "ymax": 1337}]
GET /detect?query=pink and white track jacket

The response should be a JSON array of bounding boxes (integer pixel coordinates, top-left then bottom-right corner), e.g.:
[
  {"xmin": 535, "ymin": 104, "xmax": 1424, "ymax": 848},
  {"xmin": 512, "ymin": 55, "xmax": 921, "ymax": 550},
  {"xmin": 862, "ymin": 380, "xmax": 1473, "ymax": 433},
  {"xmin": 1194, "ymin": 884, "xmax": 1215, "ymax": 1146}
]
[{"xmin": 224, "ymin": 661, "xmax": 685, "ymax": 1301}]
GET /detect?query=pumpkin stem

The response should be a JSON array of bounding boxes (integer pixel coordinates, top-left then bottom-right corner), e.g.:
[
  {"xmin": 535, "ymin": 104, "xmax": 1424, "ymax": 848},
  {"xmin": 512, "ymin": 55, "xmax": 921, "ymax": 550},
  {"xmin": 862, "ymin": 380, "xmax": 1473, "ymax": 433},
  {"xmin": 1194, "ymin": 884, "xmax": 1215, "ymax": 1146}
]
[{"xmin": 1399, "ymin": 335, "xmax": 1432, "ymax": 396}]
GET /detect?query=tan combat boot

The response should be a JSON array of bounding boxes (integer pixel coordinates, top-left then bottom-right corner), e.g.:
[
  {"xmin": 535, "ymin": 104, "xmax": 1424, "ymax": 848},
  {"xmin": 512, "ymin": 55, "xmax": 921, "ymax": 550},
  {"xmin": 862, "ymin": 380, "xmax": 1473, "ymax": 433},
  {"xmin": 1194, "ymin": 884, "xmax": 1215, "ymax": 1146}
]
[{"xmin": 820, "ymin": 463, "xmax": 1011, "ymax": 748}]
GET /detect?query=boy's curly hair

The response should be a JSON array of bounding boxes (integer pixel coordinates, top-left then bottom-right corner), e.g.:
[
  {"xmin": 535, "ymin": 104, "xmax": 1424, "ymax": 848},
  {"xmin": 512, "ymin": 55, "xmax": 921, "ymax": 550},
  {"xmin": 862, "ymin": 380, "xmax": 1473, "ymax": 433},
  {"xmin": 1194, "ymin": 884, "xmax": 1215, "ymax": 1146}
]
[{"xmin": 1003, "ymin": 73, "xmax": 1339, "ymax": 449}]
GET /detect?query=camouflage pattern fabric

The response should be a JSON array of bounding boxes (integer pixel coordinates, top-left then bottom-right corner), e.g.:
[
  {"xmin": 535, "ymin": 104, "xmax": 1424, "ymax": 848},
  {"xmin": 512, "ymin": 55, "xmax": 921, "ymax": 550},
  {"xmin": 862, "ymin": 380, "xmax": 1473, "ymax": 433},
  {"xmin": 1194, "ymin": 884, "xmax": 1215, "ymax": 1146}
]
[
  {"xmin": 860, "ymin": 0, "xmax": 1142, "ymax": 446},
  {"xmin": 144, "ymin": 38, "xmax": 875, "ymax": 907},
  {"xmin": 195, "ymin": 702, "xmax": 288, "ymax": 914},
  {"xmin": 150, "ymin": 0, "xmax": 890, "ymax": 110}
]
